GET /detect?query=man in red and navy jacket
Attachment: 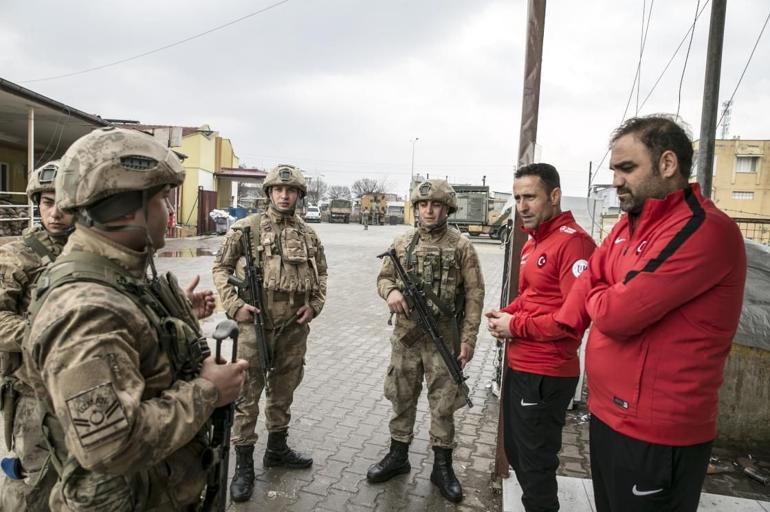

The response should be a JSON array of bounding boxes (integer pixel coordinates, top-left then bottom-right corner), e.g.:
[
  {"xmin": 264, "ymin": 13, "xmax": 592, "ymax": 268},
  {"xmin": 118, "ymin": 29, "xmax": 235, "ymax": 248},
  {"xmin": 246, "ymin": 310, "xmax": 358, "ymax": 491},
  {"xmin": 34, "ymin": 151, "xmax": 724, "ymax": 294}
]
[
  {"xmin": 556, "ymin": 115, "xmax": 746, "ymax": 512},
  {"xmin": 487, "ymin": 163, "xmax": 596, "ymax": 512}
]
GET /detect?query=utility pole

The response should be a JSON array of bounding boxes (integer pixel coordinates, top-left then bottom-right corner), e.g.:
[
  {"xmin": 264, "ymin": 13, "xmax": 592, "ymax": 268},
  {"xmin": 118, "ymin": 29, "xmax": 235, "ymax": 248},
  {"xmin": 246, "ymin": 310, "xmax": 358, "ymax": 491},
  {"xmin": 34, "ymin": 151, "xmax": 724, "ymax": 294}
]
[
  {"xmin": 720, "ymin": 100, "xmax": 732, "ymax": 139},
  {"xmin": 696, "ymin": 0, "xmax": 727, "ymax": 198},
  {"xmin": 495, "ymin": 0, "xmax": 547, "ymax": 481}
]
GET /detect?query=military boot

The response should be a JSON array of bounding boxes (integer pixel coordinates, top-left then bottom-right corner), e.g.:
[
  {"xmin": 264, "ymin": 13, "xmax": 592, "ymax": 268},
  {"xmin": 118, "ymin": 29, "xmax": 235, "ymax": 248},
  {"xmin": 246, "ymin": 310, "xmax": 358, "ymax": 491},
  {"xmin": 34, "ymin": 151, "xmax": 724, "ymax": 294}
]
[
  {"xmin": 263, "ymin": 430, "xmax": 313, "ymax": 469},
  {"xmin": 229, "ymin": 445, "xmax": 255, "ymax": 502},
  {"xmin": 430, "ymin": 446, "xmax": 463, "ymax": 503},
  {"xmin": 366, "ymin": 439, "xmax": 411, "ymax": 483}
]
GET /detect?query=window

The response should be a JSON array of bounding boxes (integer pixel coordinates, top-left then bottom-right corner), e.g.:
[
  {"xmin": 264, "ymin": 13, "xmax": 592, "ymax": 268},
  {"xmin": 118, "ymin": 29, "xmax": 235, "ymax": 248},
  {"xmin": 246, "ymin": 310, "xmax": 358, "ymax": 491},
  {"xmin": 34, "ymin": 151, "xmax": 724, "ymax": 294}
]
[
  {"xmin": 732, "ymin": 191, "xmax": 754, "ymax": 201},
  {"xmin": 0, "ymin": 162, "xmax": 8, "ymax": 191},
  {"xmin": 736, "ymin": 156, "xmax": 759, "ymax": 173}
]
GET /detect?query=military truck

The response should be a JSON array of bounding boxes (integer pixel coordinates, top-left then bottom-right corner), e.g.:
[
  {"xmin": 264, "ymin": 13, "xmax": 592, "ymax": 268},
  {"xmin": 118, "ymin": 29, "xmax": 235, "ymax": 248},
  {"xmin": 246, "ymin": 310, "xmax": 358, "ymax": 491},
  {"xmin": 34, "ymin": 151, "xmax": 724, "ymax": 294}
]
[
  {"xmin": 448, "ymin": 185, "xmax": 495, "ymax": 236},
  {"xmin": 329, "ymin": 199, "xmax": 352, "ymax": 223}
]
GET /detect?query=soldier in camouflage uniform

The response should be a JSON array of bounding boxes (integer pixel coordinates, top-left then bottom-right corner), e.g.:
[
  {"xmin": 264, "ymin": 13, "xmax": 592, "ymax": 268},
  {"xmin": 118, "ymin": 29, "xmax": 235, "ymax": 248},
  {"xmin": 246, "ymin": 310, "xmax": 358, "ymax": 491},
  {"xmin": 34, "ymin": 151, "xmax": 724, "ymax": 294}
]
[
  {"xmin": 368, "ymin": 179, "xmax": 485, "ymax": 503},
  {"xmin": 212, "ymin": 164, "xmax": 328, "ymax": 502},
  {"xmin": 22, "ymin": 127, "xmax": 248, "ymax": 511},
  {"xmin": 0, "ymin": 161, "xmax": 74, "ymax": 511}
]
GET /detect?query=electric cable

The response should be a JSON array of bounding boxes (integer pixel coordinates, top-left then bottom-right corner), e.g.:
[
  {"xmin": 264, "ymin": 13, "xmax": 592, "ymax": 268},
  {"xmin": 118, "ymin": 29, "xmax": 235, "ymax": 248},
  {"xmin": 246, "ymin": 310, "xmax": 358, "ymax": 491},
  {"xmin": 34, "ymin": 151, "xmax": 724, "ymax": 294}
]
[{"xmin": 21, "ymin": 0, "xmax": 290, "ymax": 84}]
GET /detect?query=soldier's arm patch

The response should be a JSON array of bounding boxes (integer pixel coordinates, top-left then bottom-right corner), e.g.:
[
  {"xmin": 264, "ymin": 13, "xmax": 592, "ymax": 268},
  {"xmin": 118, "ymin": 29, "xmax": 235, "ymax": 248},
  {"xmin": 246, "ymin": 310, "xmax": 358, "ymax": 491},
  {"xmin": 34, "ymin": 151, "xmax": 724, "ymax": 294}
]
[{"xmin": 65, "ymin": 381, "xmax": 129, "ymax": 449}]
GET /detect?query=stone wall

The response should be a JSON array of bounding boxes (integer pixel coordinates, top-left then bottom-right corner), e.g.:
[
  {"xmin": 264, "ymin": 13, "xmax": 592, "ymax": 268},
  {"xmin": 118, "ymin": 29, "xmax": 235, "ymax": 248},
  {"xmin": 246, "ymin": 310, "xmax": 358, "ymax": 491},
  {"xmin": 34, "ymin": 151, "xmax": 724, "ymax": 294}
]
[{"xmin": 717, "ymin": 343, "xmax": 770, "ymax": 451}]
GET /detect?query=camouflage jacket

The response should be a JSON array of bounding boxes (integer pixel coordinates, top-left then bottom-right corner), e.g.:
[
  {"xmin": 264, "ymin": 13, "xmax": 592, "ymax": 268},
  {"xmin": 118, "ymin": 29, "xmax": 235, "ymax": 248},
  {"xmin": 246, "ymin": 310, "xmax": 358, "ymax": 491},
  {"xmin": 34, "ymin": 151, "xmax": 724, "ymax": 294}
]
[
  {"xmin": 377, "ymin": 224, "xmax": 485, "ymax": 347},
  {"xmin": 23, "ymin": 226, "xmax": 218, "ymax": 510},
  {"xmin": 213, "ymin": 207, "xmax": 328, "ymax": 327},
  {"xmin": 0, "ymin": 225, "xmax": 64, "ymax": 355}
]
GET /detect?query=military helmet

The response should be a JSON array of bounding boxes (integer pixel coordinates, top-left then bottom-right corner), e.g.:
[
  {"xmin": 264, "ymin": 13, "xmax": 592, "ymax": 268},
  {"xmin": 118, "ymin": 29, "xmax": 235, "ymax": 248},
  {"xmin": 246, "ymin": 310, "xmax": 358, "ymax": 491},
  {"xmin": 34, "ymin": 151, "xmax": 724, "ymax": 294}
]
[
  {"xmin": 410, "ymin": 179, "xmax": 457, "ymax": 214},
  {"xmin": 26, "ymin": 160, "xmax": 59, "ymax": 203},
  {"xmin": 263, "ymin": 164, "xmax": 307, "ymax": 197},
  {"xmin": 56, "ymin": 126, "xmax": 185, "ymax": 213}
]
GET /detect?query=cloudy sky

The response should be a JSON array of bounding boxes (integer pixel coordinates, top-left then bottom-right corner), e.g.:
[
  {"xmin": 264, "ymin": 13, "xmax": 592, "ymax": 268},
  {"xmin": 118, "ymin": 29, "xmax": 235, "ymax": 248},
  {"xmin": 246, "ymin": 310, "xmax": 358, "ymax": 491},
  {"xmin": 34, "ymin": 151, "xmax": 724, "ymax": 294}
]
[{"xmin": 2, "ymin": 0, "xmax": 768, "ymax": 198}]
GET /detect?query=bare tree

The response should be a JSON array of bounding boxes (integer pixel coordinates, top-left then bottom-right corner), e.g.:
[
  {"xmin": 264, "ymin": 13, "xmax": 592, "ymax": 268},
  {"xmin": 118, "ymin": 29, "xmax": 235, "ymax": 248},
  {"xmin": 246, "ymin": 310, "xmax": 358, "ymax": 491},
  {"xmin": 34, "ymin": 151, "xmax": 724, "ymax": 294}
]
[
  {"xmin": 351, "ymin": 178, "xmax": 387, "ymax": 198},
  {"xmin": 306, "ymin": 177, "xmax": 328, "ymax": 205},
  {"xmin": 327, "ymin": 185, "xmax": 351, "ymax": 200}
]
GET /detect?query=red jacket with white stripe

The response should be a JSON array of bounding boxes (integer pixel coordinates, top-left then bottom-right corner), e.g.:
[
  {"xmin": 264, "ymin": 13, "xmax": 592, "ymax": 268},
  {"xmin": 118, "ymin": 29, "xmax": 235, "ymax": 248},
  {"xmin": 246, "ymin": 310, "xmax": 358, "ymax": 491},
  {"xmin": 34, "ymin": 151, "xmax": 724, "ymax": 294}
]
[
  {"xmin": 556, "ymin": 184, "xmax": 746, "ymax": 446},
  {"xmin": 502, "ymin": 211, "xmax": 596, "ymax": 377}
]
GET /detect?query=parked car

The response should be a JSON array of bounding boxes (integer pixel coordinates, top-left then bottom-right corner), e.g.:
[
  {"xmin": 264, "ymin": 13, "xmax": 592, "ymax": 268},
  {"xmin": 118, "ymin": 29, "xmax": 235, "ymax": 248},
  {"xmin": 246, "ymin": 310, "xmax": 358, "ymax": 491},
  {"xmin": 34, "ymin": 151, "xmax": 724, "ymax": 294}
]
[{"xmin": 305, "ymin": 205, "xmax": 321, "ymax": 223}]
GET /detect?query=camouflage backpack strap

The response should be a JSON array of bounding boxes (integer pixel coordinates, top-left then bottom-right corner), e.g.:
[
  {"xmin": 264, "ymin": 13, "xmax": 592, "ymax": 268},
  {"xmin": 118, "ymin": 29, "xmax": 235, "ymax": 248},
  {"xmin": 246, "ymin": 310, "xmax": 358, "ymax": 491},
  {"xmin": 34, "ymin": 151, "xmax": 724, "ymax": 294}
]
[
  {"xmin": 404, "ymin": 230, "xmax": 421, "ymax": 271},
  {"xmin": 22, "ymin": 231, "xmax": 58, "ymax": 266},
  {"xmin": 30, "ymin": 251, "xmax": 146, "ymax": 322},
  {"xmin": 249, "ymin": 213, "xmax": 264, "ymax": 265}
]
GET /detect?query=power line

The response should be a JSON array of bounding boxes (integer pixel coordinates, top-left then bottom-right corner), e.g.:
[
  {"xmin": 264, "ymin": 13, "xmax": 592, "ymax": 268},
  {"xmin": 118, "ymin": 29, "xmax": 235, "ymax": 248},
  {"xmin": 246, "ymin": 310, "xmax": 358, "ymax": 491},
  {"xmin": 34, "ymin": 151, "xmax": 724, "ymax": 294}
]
[
  {"xmin": 716, "ymin": 7, "xmax": 770, "ymax": 130},
  {"xmin": 21, "ymin": 0, "xmax": 290, "ymax": 84},
  {"xmin": 676, "ymin": 0, "xmax": 701, "ymax": 120},
  {"xmin": 639, "ymin": 0, "xmax": 711, "ymax": 109},
  {"xmin": 589, "ymin": 0, "xmax": 711, "ymax": 194}
]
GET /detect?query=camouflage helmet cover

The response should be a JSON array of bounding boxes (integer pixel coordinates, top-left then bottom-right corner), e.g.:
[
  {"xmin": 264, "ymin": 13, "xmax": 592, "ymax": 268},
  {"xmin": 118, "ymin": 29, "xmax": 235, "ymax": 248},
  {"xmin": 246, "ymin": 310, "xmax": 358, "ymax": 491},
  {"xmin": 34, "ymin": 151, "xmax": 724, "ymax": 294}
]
[
  {"xmin": 26, "ymin": 160, "xmax": 59, "ymax": 201},
  {"xmin": 56, "ymin": 126, "xmax": 185, "ymax": 212},
  {"xmin": 263, "ymin": 164, "xmax": 307, "ymax": 197},
  {"xmin": 411, "ymin": 179, "xmax": 457, "ymax": 214}
]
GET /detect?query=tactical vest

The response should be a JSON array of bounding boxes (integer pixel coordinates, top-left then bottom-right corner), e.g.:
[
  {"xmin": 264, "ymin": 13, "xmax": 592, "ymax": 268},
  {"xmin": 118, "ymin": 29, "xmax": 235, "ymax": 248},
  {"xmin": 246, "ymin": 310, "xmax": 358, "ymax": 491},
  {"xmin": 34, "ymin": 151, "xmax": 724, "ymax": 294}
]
[
  {"xmin": 0, "ymin": 229, "xmax": 63, "ymax": 452},
  {"xmin": 25, "ymin": 251, "xmax": 209, "ymax": 511},
  {"xmin": 401, "ymin": 228, "xmax": 467, "ymax": 352},
  {"xmin": 246, "ymin": 213, "xmax": 321, "ymax": 308}
]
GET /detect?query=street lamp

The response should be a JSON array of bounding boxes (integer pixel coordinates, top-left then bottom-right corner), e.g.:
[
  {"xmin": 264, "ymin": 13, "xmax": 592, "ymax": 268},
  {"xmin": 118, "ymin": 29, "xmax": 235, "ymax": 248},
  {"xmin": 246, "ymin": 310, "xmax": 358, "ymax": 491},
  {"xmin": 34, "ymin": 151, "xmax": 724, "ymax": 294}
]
[{"xmin": 410, "ymin": 137, "xmax": 420, "ymax": 189}]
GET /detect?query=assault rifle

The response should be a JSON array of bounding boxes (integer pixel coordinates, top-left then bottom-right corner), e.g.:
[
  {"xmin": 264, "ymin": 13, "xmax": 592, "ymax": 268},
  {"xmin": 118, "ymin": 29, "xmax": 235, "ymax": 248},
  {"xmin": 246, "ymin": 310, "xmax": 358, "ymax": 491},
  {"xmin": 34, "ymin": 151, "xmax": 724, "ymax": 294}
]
[
  {"xmin": 377, "ymin": 248, "xmax": 473, "ymax": 408},
  {"xmin": 227, "ymin": 225, "xmax": 273, "ymax": 378},
  {"xmin": 201, "ymin": 320, "xmax": 239, "ymax": 511}
]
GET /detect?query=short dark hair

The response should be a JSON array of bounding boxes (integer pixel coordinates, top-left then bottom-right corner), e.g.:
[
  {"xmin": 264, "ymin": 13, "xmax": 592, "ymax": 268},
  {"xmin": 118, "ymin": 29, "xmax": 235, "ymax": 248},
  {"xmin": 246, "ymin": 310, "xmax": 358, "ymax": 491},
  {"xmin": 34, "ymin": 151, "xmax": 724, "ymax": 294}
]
[
  {"xmin": 610, "ymin": 115, "xmax": 693, "ymax": 179},
  {"xmin": 514, "ymin": 163, "xmax": 561, "ymax": 193}
]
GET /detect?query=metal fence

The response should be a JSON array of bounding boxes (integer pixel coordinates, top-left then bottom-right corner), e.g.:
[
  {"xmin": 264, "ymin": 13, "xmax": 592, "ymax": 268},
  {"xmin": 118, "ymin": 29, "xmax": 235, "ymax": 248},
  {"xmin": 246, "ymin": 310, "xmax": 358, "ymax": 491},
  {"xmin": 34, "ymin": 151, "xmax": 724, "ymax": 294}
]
[{"xmin": 733, "ymin": 217, "xmax": 770, "ymax": 245}]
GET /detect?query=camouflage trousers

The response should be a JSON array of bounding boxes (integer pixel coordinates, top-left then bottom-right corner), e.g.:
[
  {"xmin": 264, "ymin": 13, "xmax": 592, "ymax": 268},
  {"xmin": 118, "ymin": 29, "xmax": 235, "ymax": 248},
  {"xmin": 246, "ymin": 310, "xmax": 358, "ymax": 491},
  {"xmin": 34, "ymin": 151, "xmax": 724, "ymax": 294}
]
[
  {"xmin": 384, "ymin": 328, "xmax": 466, "ymax": 449},
  {"xmin": 0, "ymin": 393, "xmax": 48, "ymax": 511},
  {"xmin": 232, "ymin": 321, "xmax": 309, "ymax": 446}
]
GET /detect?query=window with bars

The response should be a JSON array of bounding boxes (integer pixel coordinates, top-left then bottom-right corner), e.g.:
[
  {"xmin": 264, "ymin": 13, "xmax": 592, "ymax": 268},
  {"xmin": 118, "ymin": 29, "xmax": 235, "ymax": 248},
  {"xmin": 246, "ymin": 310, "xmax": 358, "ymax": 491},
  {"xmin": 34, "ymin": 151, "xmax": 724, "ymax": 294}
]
[
  {"xmin": 736, "ymin": 156, "xmax": 759, "ymax": 173},
  {"xmin": 731, "ymin": 191, "xmax": 754, "ymax": 201}
]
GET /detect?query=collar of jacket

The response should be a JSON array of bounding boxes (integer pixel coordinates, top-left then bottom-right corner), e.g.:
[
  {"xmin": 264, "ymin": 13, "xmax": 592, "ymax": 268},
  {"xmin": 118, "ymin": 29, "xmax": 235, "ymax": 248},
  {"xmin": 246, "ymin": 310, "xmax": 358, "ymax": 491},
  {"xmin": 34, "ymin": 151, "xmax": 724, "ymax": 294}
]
[
  {"xmin": 266, "ymin": 205, "xmax": 298, "ymax": 226},
  {"xmin": 417, "ymin": 218, "xmax": 449, "ymax": 241},
  {"xmin": 22, "ymin": 223, "xmax": 68, "ymax": 252},
  {"xmin": 522, "ymin": 210, "xmax": 576, "ymax": 242},
  {"xmin": 626, "ymin": 183, "xmax": 702, "ymax": 236},
  {"xmin": 63, "ymin": 224, "xmax": 149, "ymax": 278}
]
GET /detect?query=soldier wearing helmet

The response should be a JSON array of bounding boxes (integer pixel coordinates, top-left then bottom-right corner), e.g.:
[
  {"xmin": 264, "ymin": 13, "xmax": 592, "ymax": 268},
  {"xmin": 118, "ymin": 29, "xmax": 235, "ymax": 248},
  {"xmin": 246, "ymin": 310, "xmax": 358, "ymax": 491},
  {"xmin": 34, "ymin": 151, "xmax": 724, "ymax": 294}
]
[
  {"xmin": 369, "ymin": 179, "xmax": 485, "ymax": 503},
  {"xmin": 21, "ymin": 127, "xmax": 248, "ymax": 510},
  {"xmin": 213, "ymin": 163, "xmax": 328, "ymax": 502},
  {"xmin": 0, "ymin": 160, "xmax": 75, "ymax": 510}
]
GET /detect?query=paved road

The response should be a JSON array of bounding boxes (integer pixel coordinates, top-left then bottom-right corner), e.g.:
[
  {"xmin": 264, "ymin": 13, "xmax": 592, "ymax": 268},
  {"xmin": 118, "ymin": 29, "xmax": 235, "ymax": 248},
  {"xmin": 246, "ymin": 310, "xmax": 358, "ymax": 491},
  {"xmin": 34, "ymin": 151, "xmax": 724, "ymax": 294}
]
[{"xmin": 157, "ymin": 222, "xmax": 506, "ymax": 511}]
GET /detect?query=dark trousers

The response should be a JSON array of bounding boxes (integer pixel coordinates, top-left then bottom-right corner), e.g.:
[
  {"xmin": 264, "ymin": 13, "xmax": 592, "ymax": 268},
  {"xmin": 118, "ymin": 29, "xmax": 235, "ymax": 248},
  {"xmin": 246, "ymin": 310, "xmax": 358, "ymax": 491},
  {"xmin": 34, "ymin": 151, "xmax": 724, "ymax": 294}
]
[
  {"xmin": 590, "ymin": 415, "xmax": 712, "ymax": 512},
  {"xmin": 503, "ymin": 369, "xmax": 578, "ymax": 512}
]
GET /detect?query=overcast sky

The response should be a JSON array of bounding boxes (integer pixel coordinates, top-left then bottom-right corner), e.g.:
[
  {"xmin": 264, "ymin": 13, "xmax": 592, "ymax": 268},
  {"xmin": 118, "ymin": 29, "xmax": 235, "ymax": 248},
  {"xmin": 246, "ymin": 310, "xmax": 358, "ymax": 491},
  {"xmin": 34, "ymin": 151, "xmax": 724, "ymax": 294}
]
[{"xmin": 1, "ymin": 0, "xmax": 768, "ymax": 198}]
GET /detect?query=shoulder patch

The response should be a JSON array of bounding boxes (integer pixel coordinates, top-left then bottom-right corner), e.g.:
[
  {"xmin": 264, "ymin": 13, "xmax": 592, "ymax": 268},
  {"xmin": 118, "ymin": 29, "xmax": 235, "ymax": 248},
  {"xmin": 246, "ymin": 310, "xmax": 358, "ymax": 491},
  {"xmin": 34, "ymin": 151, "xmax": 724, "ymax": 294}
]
[
  {"xmin": 572, "ymin": 259, "xmax": 589, "ymax": 277},
  {"xmin": 66, "ymin": 382, "xmax": 129, "ymax": 449},
  {"xmin": 560, "ymin": 225, "xmax": 577, "ymax": 235}
]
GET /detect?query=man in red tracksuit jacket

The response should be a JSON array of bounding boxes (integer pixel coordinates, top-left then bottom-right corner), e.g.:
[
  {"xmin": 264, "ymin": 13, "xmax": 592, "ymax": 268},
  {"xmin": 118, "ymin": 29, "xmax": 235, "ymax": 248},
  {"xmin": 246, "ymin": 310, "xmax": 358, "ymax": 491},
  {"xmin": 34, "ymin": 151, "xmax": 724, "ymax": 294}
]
[
  {"xmin": 487, "ymin": 163, "xmax": 596, "ymax": 512},
  {"xmin": 556, "ymin": 115, "xmax": 746, "ymax": 512}
]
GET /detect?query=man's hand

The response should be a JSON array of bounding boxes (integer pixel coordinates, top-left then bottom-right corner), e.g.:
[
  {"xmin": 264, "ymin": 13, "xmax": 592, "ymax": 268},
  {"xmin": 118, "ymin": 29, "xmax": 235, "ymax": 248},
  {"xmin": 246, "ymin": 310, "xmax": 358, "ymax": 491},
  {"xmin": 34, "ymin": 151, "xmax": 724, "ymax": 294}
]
[
  {"xmin": 185, "ymin": 275, "xmax": 216, "ymax": 319},
  {"xmin": 296, "ymin": 305, "xmax": 315, "ymax": 325},
  {"xmin": 486, "ymin": 310, "xmax": 513, "ymax": 339},
  {"xmin": 234, "ymin": 304, "xmax": 260, "ymax": 323},
  {"xmin": 386, "ymin": 289, "xmax": 410, "ymax": 316},
  {"xmin": 200, "ymin": 356, "xmax": 249, "ymax": 408},
  {"xmin": 457, "ymin": 342, "xmax": 474, "ymax": 369}
]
